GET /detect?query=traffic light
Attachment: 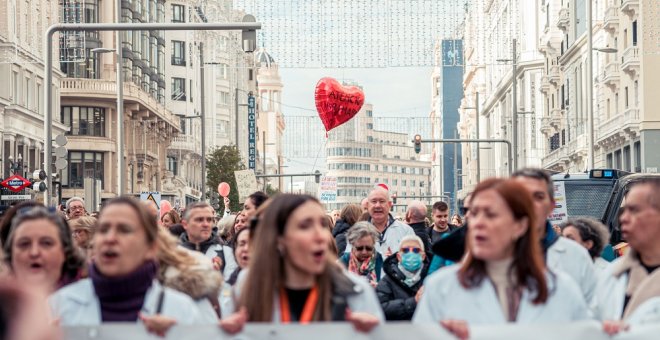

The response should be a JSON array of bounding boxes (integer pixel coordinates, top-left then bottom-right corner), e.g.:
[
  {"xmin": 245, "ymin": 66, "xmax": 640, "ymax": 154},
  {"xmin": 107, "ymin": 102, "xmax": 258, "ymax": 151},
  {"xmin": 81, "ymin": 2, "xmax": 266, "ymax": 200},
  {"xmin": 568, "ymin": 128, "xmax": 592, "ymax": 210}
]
[
  {"xmin": 32, "ymin": 170, "xmax": 48, "ymax": 192},
  {"xmin": 314, "ymin": 170, "xmax": 321, "ymax": 184},
  {"xmin": 391, "ymin": 194, "xmax": 397, "ymax": 204},
  {"xmin": 413, "ymin": 135, "xmax": 422, "ymax": 154}
]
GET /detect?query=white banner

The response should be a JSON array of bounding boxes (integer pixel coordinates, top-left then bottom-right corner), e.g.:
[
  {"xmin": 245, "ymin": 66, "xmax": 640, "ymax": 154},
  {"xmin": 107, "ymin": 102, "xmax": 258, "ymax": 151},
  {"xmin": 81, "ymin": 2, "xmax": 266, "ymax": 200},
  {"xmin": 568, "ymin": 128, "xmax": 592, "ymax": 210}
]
[
  {"xmin": 319, "ymin": 176, "xmax": 337, "ymax": 203},
  {"xmin": 549, "ymin": 181, "xmax": 568, "ymax": 227},
  {"xmin": 234, "ymin": 170, "xmax": 258, "ymax": 204},
  {"xmin": 61, "ymin": 322, "xmax": 660, "ymax": 340}
]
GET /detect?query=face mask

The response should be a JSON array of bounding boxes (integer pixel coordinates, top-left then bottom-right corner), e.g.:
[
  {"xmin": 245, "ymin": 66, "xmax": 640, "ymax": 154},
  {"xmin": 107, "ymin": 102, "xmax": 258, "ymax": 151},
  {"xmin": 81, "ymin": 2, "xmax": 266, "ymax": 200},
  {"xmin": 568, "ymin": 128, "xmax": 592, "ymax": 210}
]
[{"xmin": 401, "ymin": 252, "xmax": 423, "ymax": 272}]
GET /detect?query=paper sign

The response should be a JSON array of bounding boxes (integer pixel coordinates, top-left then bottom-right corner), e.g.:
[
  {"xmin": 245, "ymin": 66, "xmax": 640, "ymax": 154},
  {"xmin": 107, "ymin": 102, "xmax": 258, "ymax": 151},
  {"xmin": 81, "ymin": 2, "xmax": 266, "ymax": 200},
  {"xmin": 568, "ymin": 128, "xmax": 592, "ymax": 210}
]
[
  {"xmin": 140, "ymin": 192, "xmax": 161, "ymax": 214},
  {"xmin": 234, "ymin": 170, "xmax": 258, "ymax": 204},
  {"xmin": 549, "ymin": 181, "xmax": 568, "ymax": 227},
  {"xmin": 318, "ymin": 176, "xmax": 337, "ymax": 203}
]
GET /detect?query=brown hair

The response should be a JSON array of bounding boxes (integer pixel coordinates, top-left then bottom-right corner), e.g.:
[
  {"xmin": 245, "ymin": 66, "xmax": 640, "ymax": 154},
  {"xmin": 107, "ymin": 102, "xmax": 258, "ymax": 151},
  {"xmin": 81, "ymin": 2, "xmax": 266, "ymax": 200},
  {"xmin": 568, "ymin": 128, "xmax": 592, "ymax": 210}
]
[
  {"xmin": 239, "ymin": 194, "xmax": 337, "ymax": 322},
  {"xmin": 100, "ymin": 197, "xmax": 158, "ymax": 245},
  {"xmin": 340, "ymin": 204, "xmax": 362, "ymax": 226},
  {"xmin": 432, "ymin": 201, "xmax": 449, "ymax": 212},
  {"xmin": 458, "ymin": 178, "xmax": 548, "ymax": 304},
  {"xmin": 161, "ymin": 210, "xmax": 181, "ymax": 225},
  {"xmin": 358, "ymin": 211, "xmax": 371, "ymax": 222}
]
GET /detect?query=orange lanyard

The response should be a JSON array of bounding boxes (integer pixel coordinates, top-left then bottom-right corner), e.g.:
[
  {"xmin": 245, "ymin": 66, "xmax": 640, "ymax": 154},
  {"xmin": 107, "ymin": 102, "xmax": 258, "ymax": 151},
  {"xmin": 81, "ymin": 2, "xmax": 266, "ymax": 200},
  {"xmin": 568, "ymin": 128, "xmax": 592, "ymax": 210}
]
[{"xmin": 279, "ymin": 284, "xmax": 319, "ymax": 324}]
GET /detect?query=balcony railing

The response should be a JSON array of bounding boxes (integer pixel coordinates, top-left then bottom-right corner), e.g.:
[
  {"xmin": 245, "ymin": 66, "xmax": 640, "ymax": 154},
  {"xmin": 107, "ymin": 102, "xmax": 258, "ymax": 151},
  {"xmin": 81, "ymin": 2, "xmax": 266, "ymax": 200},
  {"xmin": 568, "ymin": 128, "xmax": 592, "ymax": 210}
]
[
  {"xmin": 603, "ymin": 6, "xmax": 619, "ymax": 33},
  {"xmin": 598, "ymin": 108, "xmax": 640, "ymax": 142},
  {"xmin": 170, "ymin": 135, "xmax": 201, "ymax": 154},
  {"xmin": 60, "ymin": 79, "xmax": 179, "ymax": 128},
  {"xmin": 621, "ymin": 46, "xmax": 639, "ymax": 74},
  {"xmin": 601, "ymin": 62, "xmax": 620, "ymax": 88}
]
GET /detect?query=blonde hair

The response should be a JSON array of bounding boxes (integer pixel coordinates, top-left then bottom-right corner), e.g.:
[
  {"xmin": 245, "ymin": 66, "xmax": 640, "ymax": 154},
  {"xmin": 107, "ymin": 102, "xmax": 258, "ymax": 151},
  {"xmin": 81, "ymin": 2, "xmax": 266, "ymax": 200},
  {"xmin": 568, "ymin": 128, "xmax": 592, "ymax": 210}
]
[{"xmin": 155, "ymin": 228, "xmax": 197, "ymax": 277}]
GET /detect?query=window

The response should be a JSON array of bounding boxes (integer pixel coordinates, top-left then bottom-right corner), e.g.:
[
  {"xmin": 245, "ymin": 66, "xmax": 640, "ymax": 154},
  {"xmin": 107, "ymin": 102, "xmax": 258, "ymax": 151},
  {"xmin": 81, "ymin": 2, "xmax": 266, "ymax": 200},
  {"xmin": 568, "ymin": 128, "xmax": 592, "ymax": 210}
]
[
  {"xmin": 171, "ymin": 78, "xmax": 185, "ymax": 101},
  {"xmin": 402, "ymin": 180, "xmax": 407, "ymax": 186},
  {"xmin": 614, "ymin": 149, "xmax": 622, "ymax": 169},
  {"xmin": 172, "ymin": 41, "xmax": 185, "ymax": 66},
  {"xmin": 625, "ymin": 87, "xmax": 629, "ymax": 109},
  {"xmin": 623, "ymin": 146, "xmax": 631, "ymax": 172},
  {"xmin": 61, "ymin": 106, "xmax": 106, "ymax": 136},
  {"xmin": 219, "ymin": 91, "xmax": 229, "ymax": 105},
  {"xmin": 393, "ymin": 179, "xmax": 398, "ymax": 186},
  {"xmin": 634, "ymin": 141, "xmax": 641, "ymax": 172},
  {"xmin": 64, "ymin": 151, "xmax": 104, "ymax": 189},
  {"xmin": 172, "ymin": 4, "xmax": 184, "ymax": 22},
  {"xmin": 366, "ymin": 123, "xmax": 373, "ymax": 130},
  {"xmin": 632, "ymin": 21, "xmax": 638, "ymax": 46},
  {"xmin": 190, "ymin": 79, "xmax": 193, "ymax": 102},
  {"xmin": 167, "ymin": 156, "xmax": 178, "ymax": 175},
  {"xmin": 606, "ymin": 153, "xmax": 613, "ymax": 168}
]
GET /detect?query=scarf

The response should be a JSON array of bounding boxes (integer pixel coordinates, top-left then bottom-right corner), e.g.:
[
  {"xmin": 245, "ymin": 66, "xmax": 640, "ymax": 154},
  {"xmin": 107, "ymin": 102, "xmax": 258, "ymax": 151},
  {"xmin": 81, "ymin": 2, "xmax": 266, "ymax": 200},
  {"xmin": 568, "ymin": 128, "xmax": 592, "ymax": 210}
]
[
  {"xmin": 348, "ymin": 252, "xmax": 377, "ymax": 284},
  {"xmin": 397, "ymin": 263, "xmax": 422, "ymax": 287},
  {"xmin": 89, "ymin": 260, "xmax": 158, "ymax": 322}
]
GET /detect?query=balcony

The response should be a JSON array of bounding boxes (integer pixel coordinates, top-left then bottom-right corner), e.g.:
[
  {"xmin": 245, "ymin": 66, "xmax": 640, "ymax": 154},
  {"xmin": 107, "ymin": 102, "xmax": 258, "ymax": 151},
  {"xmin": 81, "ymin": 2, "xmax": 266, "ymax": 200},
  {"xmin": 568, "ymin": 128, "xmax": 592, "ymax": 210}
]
[
  {"xmin": 170, "ymin": 135, "xmax": 201, "ymax": 155},
  {"xmin": 621, "ymin": 46, "xmax": 640, "ymax": 76},
  {"xmin": 621, "ymin": 0, "xmax": 639, "ymax": 18},
  {"xmin": 548, "ymin": 65, "xmax": 561, "ymax": 85},
  {"xmin": 597, "ymin": 108, "xmax": 640, "ymax": 147},
  {"xmin": 603, "ymin": 6, "xmax": 619, "ymax": 34},
  {"xmin": 557, "ymin": 8, "xmax": 570, "ymax": 31},
  {"xmin": 540, "ymin": 117, "xmax": 554, "ymax": 137},
  {"xmin": 538, "ymin": 28, "xmax": 563, "ymax": 55},
  {"xmin": 550, "ymin": 108, "xmax": 563, "ymax": 129},
  {"xmin": 60, "ymin": 79, "xmax": 180, "ymax": 129},
  {"xmin": 601, "ymin": 62, "xmax": 620, "ymax": 89},
  {"xmin": 539, "ymin": 75, "xmax": 551, "ymax": 95},
  {"xmin": 543, "ymin": 146, "xmax": 570, "ymax": 171}
]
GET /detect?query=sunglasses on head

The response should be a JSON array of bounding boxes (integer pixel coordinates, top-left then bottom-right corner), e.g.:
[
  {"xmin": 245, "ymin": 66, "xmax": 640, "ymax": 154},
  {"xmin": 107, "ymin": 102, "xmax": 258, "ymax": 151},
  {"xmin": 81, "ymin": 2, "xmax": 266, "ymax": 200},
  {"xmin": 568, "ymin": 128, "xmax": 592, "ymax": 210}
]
[
  {"xmin": 355, "ymin": 245, "xmax": 374, "ymax": 252},
  {"xmin": 401, "ymin": 247, "xmax": 421, "ymax": 254}
]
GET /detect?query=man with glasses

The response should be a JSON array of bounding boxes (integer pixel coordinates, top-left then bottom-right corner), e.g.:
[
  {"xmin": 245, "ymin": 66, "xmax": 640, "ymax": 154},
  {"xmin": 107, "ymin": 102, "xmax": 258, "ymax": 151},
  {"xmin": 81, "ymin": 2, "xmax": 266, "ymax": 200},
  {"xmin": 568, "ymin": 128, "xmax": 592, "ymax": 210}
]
[
  {"xmin": 179, "ymin": 202, "xmax": 237, "ymax": 279},
  {"xmin": 595, "ymin": 178, "xmax": 660, "ymax": 333},
  {"xmin": 65, "ymin": 197, "xmax": 87, "ymax": 221}
]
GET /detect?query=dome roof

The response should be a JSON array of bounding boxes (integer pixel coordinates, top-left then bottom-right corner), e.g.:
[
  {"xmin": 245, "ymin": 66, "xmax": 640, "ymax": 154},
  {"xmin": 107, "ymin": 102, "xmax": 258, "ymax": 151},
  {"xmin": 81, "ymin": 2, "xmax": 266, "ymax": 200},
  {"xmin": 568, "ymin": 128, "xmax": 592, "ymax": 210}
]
[{"xmin": 254, "ymin": 48, "xmax": 276, "ymax": 68}]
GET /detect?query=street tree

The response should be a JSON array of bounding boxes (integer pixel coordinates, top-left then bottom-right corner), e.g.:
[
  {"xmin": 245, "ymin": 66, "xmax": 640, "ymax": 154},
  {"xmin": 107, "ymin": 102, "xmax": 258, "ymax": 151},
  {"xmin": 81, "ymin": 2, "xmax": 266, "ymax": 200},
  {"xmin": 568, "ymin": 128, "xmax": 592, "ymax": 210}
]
[{"xmin": 206, "ymin": 145, "xmax": 245, "ymax": 212}]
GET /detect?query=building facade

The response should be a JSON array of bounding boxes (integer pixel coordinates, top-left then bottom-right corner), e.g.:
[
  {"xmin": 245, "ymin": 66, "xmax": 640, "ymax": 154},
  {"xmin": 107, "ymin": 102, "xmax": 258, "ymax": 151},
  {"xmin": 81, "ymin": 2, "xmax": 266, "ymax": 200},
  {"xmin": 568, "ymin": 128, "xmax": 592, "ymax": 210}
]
[
  {"xmin": 0, "ymin": 0, "xmax": 66, "ymax": 201},
  {"xmin": 57, "ymin": 0, "xmax": 180, "ymax": 208},
  {"xmin": 458, "ymin": 0, "xmax": 547, "ymax": 197},
  {"xmin": 254, "ymin": 48, "xmax": 285, "ymax": 191},
  {"xmin": 430, "ymin": 39, "xmax": 464, "ymax": 210},
  {"xmin": 538, "ymin": 0, "xmax": 659, "ymax": 174},
  {"xmin": 326, "ymin": 100, "xmax": 432, "ymax": 213}
]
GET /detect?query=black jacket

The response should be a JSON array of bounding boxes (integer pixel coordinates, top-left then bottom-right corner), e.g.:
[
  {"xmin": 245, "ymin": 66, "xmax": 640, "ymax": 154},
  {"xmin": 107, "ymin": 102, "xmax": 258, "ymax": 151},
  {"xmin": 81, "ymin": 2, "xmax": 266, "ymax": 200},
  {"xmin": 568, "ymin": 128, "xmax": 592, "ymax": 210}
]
[
  {"xmin": 332, "ymin": 219, "xmax": 352, "ymax": 255},
  {"xmin": 408, "ymin": 221, "xmax": 432, "ymax": 255},
  {"xmin": 376, "ymin": 253, "xmax": 430, "ymax": 320}
]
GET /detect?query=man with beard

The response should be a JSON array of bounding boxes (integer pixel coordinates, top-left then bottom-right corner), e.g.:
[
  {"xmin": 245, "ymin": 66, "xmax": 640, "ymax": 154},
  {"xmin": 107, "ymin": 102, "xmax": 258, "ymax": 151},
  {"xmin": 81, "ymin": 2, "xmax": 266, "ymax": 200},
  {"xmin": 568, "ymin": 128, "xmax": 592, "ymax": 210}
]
[{"xmin": 179, "ymin": 202, "xmax": 237, "ymax": 279}]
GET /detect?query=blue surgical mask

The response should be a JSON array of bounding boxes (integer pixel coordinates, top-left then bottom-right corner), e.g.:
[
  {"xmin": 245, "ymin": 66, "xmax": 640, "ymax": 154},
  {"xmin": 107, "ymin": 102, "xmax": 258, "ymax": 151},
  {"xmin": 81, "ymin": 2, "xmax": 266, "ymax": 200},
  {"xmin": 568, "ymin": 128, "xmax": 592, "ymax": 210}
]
[{"xmin": 401, "ymin": 252, "xmax": 423, "ymax": 272}]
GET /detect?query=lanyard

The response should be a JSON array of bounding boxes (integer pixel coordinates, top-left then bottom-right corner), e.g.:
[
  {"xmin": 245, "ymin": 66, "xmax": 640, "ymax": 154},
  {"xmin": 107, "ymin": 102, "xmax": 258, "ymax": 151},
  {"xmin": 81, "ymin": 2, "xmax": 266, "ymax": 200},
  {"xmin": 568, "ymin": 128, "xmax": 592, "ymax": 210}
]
[{"xmin": 279, "ymin": 284, "xmax": 319, "ymax": 324}]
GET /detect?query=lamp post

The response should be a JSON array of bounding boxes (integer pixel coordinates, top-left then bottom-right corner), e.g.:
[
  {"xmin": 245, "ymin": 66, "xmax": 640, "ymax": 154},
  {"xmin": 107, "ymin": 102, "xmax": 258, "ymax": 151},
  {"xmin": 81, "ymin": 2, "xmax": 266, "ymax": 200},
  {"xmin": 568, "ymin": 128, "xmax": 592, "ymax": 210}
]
[
  {"xmin": 8, "ymin": 154, "xmax": 23, "ymax": 176},
  {"xmin": 463, "ymin": 91, "xmax": 481, "ymax": 182},
  {"xmin": 497, "ymin": 39, "xmax": 518, "ymax": 171},
  {"xmin": 90, "ymin": 47, "xmax": 124, "ymax": 196}
]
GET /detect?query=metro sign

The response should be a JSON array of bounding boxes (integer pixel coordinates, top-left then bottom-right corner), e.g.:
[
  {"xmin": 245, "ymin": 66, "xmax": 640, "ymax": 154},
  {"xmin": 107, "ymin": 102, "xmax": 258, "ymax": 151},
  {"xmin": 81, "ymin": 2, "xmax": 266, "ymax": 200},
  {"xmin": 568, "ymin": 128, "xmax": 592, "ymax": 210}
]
[{"xmin": 1, "ymin": 175, "xmax": 32, "ymax": 193}]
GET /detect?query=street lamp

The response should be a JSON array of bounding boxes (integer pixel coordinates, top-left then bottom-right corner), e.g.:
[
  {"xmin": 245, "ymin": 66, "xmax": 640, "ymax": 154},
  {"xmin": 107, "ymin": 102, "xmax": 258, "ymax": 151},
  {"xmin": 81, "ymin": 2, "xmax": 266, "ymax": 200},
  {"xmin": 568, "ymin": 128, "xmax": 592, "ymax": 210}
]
[
  {"xmin": 90, "ymin": 46, "xmax": 124, "ymax": 197},
  {"xmin": 8, "ymin": 154, "xmax": 23, "ymax": 176}
]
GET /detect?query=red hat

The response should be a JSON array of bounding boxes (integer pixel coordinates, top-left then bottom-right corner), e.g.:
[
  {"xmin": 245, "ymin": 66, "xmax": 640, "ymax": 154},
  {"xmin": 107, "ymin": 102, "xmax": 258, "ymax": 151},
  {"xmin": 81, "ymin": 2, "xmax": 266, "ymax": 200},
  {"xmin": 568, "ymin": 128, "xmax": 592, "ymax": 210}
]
[{"xmin": 375, "ymin": 183, "xmax": 389, "ymax": 191}]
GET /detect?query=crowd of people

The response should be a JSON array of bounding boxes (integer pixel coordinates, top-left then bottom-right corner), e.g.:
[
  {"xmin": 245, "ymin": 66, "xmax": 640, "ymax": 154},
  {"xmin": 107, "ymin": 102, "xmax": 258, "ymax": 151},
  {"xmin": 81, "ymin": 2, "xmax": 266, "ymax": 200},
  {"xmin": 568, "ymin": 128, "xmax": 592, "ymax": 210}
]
[{"xmin": 0, "ymin": 167, "xmax": 659, "ymax": 339}]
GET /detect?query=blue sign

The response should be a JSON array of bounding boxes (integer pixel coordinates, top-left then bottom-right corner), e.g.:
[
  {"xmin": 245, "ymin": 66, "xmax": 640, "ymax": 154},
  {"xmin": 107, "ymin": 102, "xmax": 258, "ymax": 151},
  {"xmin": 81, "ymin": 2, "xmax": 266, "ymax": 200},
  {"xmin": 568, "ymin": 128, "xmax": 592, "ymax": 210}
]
[{"xmin": 248, "ymin": 94, "xmax": 256, "ymax": 170}]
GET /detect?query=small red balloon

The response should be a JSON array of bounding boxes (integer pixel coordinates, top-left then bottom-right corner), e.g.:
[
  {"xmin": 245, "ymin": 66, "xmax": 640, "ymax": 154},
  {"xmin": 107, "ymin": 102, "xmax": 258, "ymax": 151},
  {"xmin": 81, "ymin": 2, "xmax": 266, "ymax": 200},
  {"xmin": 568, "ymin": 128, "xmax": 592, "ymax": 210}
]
[
  {"xmin": 315, "ymin": 77, "xmax": 365, "ymax": 133},
  {"xmin": 218, "ymin": 182, "xmax": 231, "ymax": 197}
]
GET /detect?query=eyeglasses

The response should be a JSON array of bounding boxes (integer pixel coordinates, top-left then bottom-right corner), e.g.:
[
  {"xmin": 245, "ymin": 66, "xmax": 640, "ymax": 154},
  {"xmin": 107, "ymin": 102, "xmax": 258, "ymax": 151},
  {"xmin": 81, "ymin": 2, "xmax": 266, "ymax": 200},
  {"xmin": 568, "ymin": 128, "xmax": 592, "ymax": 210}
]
[
  {"xmin": 354, "ymin": 245, "xmax": 374, "ymax": 252},
  {"xmin": 401, "ymin": 247, "xmax": 421, "ymax": 254},
  {"xmin": 69, "ymin": 206, "xmax": 85, "ymax": 211}
]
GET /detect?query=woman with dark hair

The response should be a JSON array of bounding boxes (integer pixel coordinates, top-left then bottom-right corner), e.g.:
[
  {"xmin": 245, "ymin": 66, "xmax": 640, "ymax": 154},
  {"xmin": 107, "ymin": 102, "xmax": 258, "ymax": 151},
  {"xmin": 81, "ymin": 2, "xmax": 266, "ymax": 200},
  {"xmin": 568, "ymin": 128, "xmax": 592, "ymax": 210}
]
[
  {"xmin": 50, "ymin": 197, "xmax": 208, "ymax": 336},
  {"xmin": 242, "ymin": 191, "xmax": 269, "ymax": 219},
  {"xmin": 560, "ymin": 217, "xmax": 611, "ymax": 276},
  {"xmin": 333, "ymin": 203, "xmax": 362, "ymax": 255},
  {"xmin": 413, "ymin": 178, "xmax": 589, "ymax": 339},
  {"xmin": 3, "ymin": 204, "xmax": 84, "ymax": 293},
  {"xmin": 223, "ymin": 194, "xmax": 383, "ymax": 333}
]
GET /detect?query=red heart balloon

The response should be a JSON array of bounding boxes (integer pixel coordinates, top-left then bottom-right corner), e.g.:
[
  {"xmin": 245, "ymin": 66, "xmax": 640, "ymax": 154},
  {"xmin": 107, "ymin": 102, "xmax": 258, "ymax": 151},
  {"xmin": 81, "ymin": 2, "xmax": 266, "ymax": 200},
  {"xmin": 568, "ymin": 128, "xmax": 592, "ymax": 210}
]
[{"xmin": 315, "ymin": 77, "xmax": 365, "ymax": 133}]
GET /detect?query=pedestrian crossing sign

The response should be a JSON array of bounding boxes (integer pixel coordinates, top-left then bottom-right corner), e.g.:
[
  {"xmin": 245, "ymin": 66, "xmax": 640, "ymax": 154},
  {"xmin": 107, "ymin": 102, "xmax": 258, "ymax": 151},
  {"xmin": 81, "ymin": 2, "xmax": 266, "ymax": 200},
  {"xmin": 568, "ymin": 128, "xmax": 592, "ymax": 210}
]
[{"xmin": 140, "ymin": 192, "xmax": 161, "ymax": 210}]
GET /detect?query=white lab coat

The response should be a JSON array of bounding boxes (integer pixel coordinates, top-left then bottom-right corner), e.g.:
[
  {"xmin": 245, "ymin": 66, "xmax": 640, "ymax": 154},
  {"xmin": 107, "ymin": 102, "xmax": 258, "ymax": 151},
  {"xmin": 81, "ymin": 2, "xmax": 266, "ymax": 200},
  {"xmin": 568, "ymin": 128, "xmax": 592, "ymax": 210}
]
[
  {"xmin": 547, "ymin": 237, "xmax": 597, "ymax": 302},
  {"xmin": 591, "ymin": 256, "xmax": 660, "ymax": 324},
  {"xmin": 593, "ymin": 257, "xmax": 612, "ymax": 280},
  {"xmin": 50, "ymin": 279, "xmax": 208, "ymax": 325},
  {"xmin": 201, "ymin": 244, "xmax": 239, "ymax": 280},
  {"xmin": 413, "ymin": 265, "xmax": 591, "ymax": 324}
]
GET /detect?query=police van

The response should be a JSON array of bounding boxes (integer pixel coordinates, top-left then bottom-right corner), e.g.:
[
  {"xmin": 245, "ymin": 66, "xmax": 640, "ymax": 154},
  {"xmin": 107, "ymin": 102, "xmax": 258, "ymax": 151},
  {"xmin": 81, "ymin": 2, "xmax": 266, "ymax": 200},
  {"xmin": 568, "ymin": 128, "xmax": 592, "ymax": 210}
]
[{"xmin": 551, "ymin": 169, "xmax": 660, "ymax": 244}]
